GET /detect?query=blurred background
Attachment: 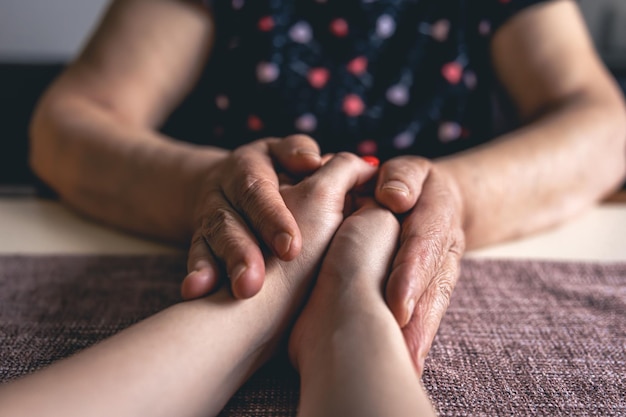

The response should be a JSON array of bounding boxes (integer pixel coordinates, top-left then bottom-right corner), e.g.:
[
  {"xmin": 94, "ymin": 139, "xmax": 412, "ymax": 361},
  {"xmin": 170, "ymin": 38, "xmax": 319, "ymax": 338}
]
[{"xmin": 1, "ymin": 0, "xmax": 625, "ymax": 189}]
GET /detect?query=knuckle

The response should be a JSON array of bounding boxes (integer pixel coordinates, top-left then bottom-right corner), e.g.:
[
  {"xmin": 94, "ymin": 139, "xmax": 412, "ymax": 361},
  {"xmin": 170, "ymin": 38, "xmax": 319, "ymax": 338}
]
[
  {"xmin": 435, "ymin": 277, "xmax": 454, "ymax": 310},
  {"xmin": 450, "ymin": 228, "xmax": 466, "ymax": 257},
  {"xmin": 201, "ymin": 207, "xmax": 234, "ymax": 243},
  {"xmin": 199, "ymin": 207, "xmax": 259, "ymax": 263},
  {"xmin": 433, "ymin": 264, "xmax": 459, "ymax": 311},
  {"xmin": 189, "ymin": 230, "xmax": 206, "ymax": 248},
  {"xmin": 234, "ymin": 174, "xmax": 275, "ymax": 210}
]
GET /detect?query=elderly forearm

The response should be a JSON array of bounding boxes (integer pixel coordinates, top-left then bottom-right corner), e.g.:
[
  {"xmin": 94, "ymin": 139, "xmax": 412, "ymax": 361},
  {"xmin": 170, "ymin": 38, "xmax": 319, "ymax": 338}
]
[
  {"xmin": 437, "ymin": 92, "xmax": 626, "ymax": 249},
  {"xmin": 30, "ymin": 93, "xmax": 227, "ymax": 243}
]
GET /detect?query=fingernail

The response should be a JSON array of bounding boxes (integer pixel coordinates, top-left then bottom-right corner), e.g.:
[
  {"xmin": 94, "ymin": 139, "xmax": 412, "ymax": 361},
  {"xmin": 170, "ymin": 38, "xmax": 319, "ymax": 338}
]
[
  {"xmin": 230, "ymin": 263, "xmax": 248, "ymax": 285},
  {"xmin": 404, "ymin": 298, "xmax": 416, "ymax": 327},
  {"xmin": 296, "ymin": 149, "xmax": 321, "ymax": 161},
  {"xmin": 382, "ymin": 180, "xmax": 409, "ymax": 196},
  {"xmin": 273, "ymin": 232, "xmax": 293, "ymax": 257},
  {"xmin": 361, "ymin": 155, "xmax": 380, "ymax": 167}
]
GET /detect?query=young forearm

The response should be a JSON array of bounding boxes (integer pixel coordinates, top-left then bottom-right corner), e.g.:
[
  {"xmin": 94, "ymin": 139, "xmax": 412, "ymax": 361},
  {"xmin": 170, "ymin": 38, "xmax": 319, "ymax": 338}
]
[
  {"xmin": 290, "ymin": 205, "xmax": 436, "ymax": 417},
  {"xmin": 0, "ymin": 272, "xmax": 298, "ymax": 417},
  {"xmin": 297, "ymin": 303, "xmax": 434, "ymax": 417},
  {"xmin": 0, "ymin": 155, "xmax": 376, "ymax": 417},
  {"xmin": 30, "ymin": 94, "xmax": 227, "ymax": 243},
  {"xmin": 437, "ymin": 93, "xmax": 626, "ymax": 248}
]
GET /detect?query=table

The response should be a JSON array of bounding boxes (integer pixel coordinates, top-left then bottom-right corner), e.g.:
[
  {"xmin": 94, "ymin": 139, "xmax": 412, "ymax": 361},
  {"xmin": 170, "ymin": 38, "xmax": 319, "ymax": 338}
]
[
  {"xmin": 1, "ymin": 197, "xmax": 624, "ymax": 261},
  {"xmin": 1, "ymin": 196, "xmax": 625, "ymax": 416}
]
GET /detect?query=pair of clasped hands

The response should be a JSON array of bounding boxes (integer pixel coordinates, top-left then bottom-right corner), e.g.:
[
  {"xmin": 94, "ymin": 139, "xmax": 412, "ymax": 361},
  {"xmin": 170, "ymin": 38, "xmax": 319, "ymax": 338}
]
[{"xmin": 181, "ymin": 135, "xmax": 465, "ymax": 373}]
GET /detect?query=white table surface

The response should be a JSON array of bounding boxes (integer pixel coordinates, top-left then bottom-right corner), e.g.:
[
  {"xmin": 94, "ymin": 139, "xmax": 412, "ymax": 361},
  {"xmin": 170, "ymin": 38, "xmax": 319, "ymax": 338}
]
[{"xmin": 0, "ymin": 198, "xmax": 625, "ymax": 262}]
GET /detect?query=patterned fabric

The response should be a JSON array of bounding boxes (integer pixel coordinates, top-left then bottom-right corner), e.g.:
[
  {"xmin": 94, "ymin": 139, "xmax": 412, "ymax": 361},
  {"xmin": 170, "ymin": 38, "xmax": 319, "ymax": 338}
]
[
  {"xmin": 1, "ymin": 255, "xmax": 625, "ymax": 415},
  {"xmin": 200, "ymin": 0, "xmax": 551, "ymax": 160}
]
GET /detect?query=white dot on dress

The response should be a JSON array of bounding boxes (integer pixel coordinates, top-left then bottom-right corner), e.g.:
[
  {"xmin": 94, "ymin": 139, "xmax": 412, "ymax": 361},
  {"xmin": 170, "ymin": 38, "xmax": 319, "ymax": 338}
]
[
  {"xmin": 393, "ymin": 131, "xmax": 415, "ymax": 149},
  {"xmin": 289, "ymin": 21, "xmax": 313, "ymax": 44},
  {"xmin": 256, "ymin": 62, "xmax": 280, "ymax": 83},
  {"xmin": 376, "ymin": 15, "xmax": 396, "ymax": 39},
  {"xmin": 295, "ymin": 113, "xmax": 318, "ymax": 132},
  {"xmin": 439, "ymin": 122, "xmax": 462, "ymax": 143},
  {"xmin": 386, "ymin": 84, "xmax": 409, "ymax": 106}
]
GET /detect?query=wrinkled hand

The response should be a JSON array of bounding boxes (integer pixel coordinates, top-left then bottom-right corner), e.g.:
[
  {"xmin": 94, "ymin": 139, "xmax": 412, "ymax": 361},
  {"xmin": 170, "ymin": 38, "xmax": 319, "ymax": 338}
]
[
  {"xmin": 181, "ymin": 135, "xmax": 322, "ymax": 300},
  {"xmin": 375, "ymin": 156, "xmax": 466, "ymax": 374}
]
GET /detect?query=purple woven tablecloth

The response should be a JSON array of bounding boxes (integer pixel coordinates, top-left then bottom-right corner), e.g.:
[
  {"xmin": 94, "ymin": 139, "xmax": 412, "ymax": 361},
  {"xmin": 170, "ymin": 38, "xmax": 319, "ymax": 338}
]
[{"xmin": 1, "ymin": 255, "xmax": 624, "ymax": 416}]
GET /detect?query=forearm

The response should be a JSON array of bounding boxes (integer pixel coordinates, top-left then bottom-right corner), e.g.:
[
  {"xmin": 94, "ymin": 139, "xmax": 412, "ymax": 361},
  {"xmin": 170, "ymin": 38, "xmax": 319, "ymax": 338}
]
[
  {"xmin": 437, "ymin": 92, "xmax": 626, "ymax": 248},
  {"xmin": 30, "ymin": 93, "xmax": 227, "ymax": 243},
  {"xmin": 0, "ymin": 268, "xmax": 299, "ymax": 417},
  {"xmin": 290, "ymin": 205, "xmax": 435, "ymax": 417},
  {"xmin": 298, "ymin": 303, "xmax": 434, "ymax": 417},
  {"xmin": 0, "ymin": 166, "xmax": 359, "ymax": 417}
]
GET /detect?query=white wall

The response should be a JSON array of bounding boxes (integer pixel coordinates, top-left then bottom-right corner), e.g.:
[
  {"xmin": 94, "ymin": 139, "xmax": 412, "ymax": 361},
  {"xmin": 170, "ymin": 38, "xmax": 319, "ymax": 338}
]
[
  {"xmin": 0, "ymin": 0, "xmax": 624, "ymax": 62},
  {"xmin": 0, "ymin": 0, "xmax": 110, "ymax": 61}
]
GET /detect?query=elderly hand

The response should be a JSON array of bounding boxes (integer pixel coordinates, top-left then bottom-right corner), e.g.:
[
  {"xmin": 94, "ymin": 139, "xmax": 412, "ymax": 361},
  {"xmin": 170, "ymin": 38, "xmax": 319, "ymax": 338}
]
[
  {"xmin": 375, "ymin": 156, "xmax": 466, "ymax": 374},
  {"xmin": 181, "ymin": 135, "xmax": 323, "ymax": 300}
]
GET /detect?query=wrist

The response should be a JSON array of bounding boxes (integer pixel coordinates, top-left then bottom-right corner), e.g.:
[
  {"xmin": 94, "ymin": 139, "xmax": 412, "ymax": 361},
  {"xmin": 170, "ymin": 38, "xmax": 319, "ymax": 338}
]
[
  {"xmin": 433, "ymin": 160, "xmax": 469, "ymax": 247},
  {"xmin": 181, "ymin": 146, "xmax": 230, "ymax": 238}
]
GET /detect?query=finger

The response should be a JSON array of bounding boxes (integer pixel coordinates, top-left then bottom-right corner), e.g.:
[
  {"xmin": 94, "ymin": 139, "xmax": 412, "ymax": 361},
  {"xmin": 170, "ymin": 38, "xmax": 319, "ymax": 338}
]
[
  {"xmin": 182, "ymin": 229, "xmax": 221, "ymax": 300},
  {"xmin": 201, "ymin": 193, "xmax": 266, "ymax": 299},
  {"xmin": 375, "ymin": 156, "xmax": 431, "ymax": 214},
  {"xmin": 402, "ymin": 252, "xmax": 461, "ymax": 376},
  {"xmin": 269, "ymin": 134, "xmax": 322, "ymax": 174},
  {"xmin": 223, "ymin": 142, "xmax": 302, "ymax": 261},
  {"xmin": 300, "ymin": 152, "xmax": 379, "ymax": 200},
  {"xmin": 320, "ymin": 153, "xmax": 334, "ymax": 165},
  {"xmin": 385, "ymin": 169, "xmax": 464, "ymax": 327},
  {"xmin": 327, "ymin": 201, "xmax": 400, "ymax": 288}
]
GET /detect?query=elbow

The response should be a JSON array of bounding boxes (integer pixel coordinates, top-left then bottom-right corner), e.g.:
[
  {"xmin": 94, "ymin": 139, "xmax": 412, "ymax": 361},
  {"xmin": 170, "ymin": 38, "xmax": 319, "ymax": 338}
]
[
  {"xmin": 616, "ymin": 98, "xmax": 626, "ymax": 177},
  {"xmin": 606, "ymin": 91, "xmax": 626, "ymax": 190},
  {"xmin": 580, "ymin": 81, "xmax": 626, "ymax": 197},
  {"xmin": 29, "ymin": 90, "xmax": 61, "ymax": 189},
  {"xmin": 29, "ymin": 86, "xmax": 85, "ymax": 197}
]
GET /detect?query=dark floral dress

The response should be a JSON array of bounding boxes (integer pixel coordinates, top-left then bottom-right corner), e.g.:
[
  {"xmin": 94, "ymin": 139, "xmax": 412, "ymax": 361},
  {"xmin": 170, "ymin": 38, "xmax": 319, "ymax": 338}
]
[{"xmin": 200, "ymin": 0, "xmax": 551, "ymax": 160}]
